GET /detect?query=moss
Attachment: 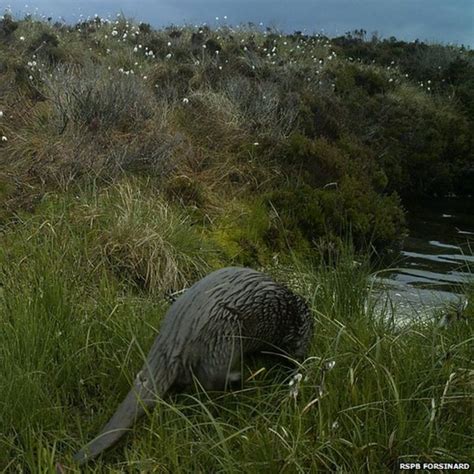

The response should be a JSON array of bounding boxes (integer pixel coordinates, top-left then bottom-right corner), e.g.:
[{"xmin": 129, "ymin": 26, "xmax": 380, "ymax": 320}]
[{"xmin": 210, "ymin": 200, "xmax": 274, "ymax": 266}]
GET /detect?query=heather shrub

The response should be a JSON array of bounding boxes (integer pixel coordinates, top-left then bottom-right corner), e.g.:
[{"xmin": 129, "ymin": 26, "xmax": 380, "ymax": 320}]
[
  {"xmin": 149, "ymin": 62, "xmax": 195, "ymax": 101},
  {"xmin": 369, "ymin": 88, "xmax": 473, "ymax": 195},
  {"xmin": 28, "ymin": 31, "xmax": 66, "ymax": 64},
  {"xmin": 264, "ymin": 180, "xmax": 405, "ymax": 251},
  {"xmin": 222, "ymin": 76, "xmax": 299, "ymax": 138},
  {"xmin": 0, "ymin": 14, "xmax": 18, "ymax": 40},
  {"xmin": 297, "ymin": 91, "xmax": 346, "ymax": 140}
]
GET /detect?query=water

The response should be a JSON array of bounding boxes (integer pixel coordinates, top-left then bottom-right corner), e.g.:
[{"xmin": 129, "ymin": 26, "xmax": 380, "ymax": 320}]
[{"xmin": 373, "ymin": 198, "xmax": 473, "ymax": 321}]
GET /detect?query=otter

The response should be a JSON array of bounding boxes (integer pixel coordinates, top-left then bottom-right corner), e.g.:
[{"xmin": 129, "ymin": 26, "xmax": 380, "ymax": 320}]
[{"xmin": 74, "ymin": 267, "xmax": 313, "ymax": 463}]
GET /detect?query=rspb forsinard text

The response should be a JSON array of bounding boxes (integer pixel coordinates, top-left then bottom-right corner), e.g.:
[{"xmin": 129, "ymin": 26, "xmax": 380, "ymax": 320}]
[{"xmin": 398, "ymin": 462, "xmax": 471, "ymax": 471}]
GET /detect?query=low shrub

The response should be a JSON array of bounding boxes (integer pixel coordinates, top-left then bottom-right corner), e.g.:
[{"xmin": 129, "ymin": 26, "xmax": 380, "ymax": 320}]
[{"xmin": 41, "ymin": 63, "xmax": 156, "ymax": 132}]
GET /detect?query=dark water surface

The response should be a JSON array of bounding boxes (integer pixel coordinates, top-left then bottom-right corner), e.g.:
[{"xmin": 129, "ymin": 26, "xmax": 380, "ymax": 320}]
[{"xmin": 374, "ymin": 198, "xmax": 473, "ymax": 320}]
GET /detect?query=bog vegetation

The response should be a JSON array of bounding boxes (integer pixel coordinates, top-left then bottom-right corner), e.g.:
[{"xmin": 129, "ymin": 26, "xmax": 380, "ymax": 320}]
[{"xmin": 0, "ymin": 14, "xmax": 472, "ymax": 471}]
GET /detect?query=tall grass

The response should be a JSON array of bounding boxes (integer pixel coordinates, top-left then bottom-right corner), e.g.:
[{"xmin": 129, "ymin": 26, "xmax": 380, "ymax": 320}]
[
  {"xmin": 0, "ymin": 202, "xmax": 472, "ymax": 471},
  {"xmin": 41, "ymin": 63, "xmax": 156, "ymax": 132}
]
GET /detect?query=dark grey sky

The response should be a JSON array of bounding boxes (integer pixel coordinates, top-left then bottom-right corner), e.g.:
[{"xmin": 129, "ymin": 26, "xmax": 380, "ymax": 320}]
[{"xmin": 4, "ymin": 0, "xmax": 474, "ymax": 46}]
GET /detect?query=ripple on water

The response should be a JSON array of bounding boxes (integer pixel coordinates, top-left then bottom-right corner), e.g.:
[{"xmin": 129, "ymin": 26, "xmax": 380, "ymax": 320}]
[{"xmin": 373, "ymin": 198, "xmax": 473, "ymax": 322}]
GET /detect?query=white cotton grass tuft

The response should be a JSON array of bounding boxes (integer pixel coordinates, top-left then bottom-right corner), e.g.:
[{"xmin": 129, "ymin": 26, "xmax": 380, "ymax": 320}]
[{"xmin": 288, "ymin": 372, "xmax": 303, "ymax": 400}]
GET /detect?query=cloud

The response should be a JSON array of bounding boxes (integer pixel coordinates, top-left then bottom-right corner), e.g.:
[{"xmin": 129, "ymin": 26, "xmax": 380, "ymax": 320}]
[{"xmin": 5, "ymin": 0, "xmax": 473, "ymax": 45}]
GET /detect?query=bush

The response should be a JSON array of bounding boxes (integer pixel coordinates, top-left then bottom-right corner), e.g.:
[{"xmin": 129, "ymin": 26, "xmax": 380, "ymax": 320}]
[
  {"xmin": 41, "ymin": 63, "xmax": 156, "ymax": 132},
  {"xmin": 264, "ymin": 180, "xmax": 405, "ymax": 251},
  {"xmin": 0, "ymin": 15, "xmax": 18, "ymax": 40},
  {"xmin": 28, "ymin": 31, "xmax": 66, "ymax": 64},
  {"xmin": 221, "ymin": 76, "xmax": 299, "ymax": 139}
]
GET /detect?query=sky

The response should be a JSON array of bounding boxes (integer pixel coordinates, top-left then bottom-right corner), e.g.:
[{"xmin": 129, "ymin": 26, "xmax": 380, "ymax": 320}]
[{"xmin": 3, "ymin": 0, "xmax": 474, "ymax": 46}]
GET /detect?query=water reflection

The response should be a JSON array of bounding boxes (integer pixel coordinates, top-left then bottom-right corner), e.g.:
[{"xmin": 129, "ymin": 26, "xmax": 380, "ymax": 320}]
[{"xmin": 373, "ymin": 197, "xmax": 473, "ymax": 321}]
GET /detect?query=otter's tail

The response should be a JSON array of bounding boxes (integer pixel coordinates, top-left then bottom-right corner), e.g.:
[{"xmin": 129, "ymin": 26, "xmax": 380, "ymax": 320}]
[{"xmin": 74, "ymin": 351, "xmax": 179, "ymax": 464}]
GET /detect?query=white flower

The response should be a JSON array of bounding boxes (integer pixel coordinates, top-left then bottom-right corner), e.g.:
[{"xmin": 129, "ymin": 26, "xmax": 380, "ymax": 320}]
[
  {"xmin": 165, "ymin": 53, "xmax": 172, "ymax": 59},
  {"xmin": 133, "ymin": 46, "xmax": 138, "ymax": 52},
  {"xmin": 324, "ymin": 359, "xmax": 336, "ymax": 371},
  {"xmin": 20, "ymin": 36, "xmax": 25, "ymax": 41},
  {"xmin": 289, "ymin": 373, "xmax": 303, "ymax": 387},
  {"xmin": 167, "ymin": 41, "xmax": 171, "ymax": 46},
  {"xmin": 111, "ymin": 30, "xmax": 118, "ymax": 36},
  {"xmin": 0, "ymin": 111, "xmax": 3, "ymax": 118},
  {"xmin": 1, "ymin": 136, "xmax": 7, "ymax": 142},
  {"xmin": 253, "ymin": 142, "xmax": 259, "ymax": 146},
  {"xmin": 289, "ymin": 372, "xmax": 303, "ymax": 400},
  {"xmin": 182, "ymin": 98, "xmax": 189, "ymax": 104}
]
